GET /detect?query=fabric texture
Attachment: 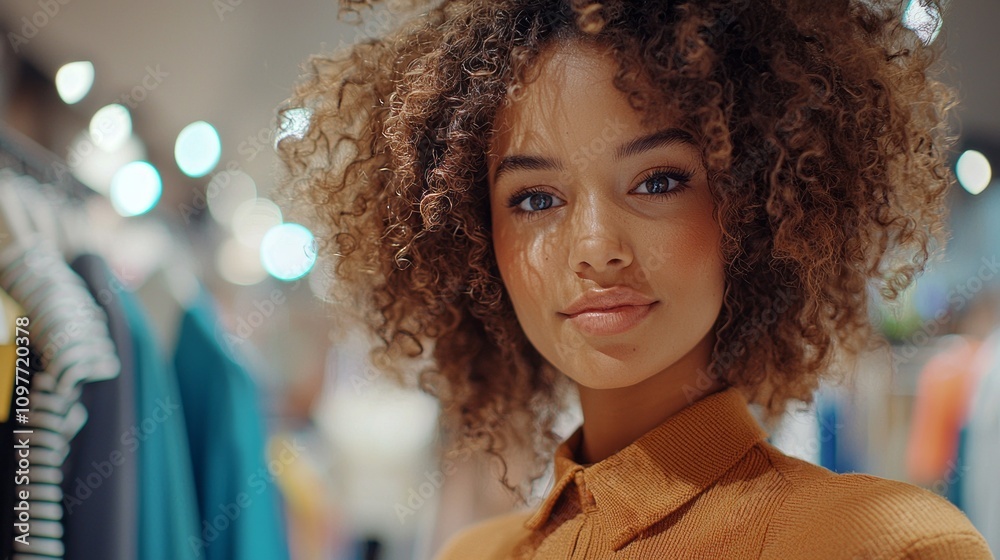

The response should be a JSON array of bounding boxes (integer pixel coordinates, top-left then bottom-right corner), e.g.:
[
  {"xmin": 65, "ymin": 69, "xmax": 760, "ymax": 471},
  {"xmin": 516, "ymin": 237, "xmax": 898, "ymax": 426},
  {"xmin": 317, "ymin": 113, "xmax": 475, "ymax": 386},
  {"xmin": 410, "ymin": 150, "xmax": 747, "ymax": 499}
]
[
  {"xmin": 905, "ymin": 336, "xmax": 980, "ymax": 485},
  {"xmin": 173, "ymin": 285, "xmax": 290, "ymax": 560},
  {"xmin": 964, "ymin": 331, "xmax": 1000, "ymax": 554},
  {"xmin": 119, "ymin": 286, "xmax": 201, "ymax": 560},
  {"xmin": 435, "ymin": 387, "xmax": 994, "ymax": 559},
  {"xmin": 0, "ymin": 289, "xmax": 29, "ymax": 560},
  {"xmin": 0, "ymin": 234, "xmax": 121, "ymax": 560},
  {"xmin": 62, "ymin": 253, "xmax": 137, "ymax": 560}
]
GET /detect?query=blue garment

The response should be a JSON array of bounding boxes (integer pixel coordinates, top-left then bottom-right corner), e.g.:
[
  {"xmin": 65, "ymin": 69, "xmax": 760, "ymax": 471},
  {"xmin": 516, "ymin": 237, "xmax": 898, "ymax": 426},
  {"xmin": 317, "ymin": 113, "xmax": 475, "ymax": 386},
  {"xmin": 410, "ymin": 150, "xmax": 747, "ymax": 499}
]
[
  {"xmin": 816, "ymin": 388, "xmax": 864, "ymax": 474},
  {"xmin": 817, "ymin": 391, "xmax": 840, "ymax": 472},
  {"xmin": 120, "ymin": 288, "xmax": 200, "ymax": 560},
  {"xmin": 946, "ymin": 423, "xmax": 969, "ymax": 511},
  {"xmin": 173, "ymin": 286, "xmax": 290, "ymax": 560}
]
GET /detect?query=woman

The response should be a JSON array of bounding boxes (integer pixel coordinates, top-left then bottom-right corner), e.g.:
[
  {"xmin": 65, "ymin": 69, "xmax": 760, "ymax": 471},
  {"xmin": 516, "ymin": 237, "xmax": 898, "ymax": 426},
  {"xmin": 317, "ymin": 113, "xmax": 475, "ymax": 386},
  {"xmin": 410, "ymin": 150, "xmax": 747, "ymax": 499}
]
[{"xmin": 277, "ymin": 0, "xmax": 993, "ymax": 557}]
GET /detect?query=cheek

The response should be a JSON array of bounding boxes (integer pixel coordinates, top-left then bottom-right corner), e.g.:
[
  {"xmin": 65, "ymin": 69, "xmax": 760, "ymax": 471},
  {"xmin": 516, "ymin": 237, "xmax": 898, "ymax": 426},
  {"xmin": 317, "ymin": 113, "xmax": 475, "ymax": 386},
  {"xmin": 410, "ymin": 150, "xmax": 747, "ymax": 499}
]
[
  {"xmin": 640, "ymin": 214, "xmax": 725, "ymax": 293},
  {"xmin": 683, "ymin": 221, "xmax": 726, "ymax": 301},
  {"xmin": 493, "ymin": 222, "xmax": 558, "ymax": 311},
  {"xmin": 681, "ymin": 222, "xmax": 723, "ymax": 272}
]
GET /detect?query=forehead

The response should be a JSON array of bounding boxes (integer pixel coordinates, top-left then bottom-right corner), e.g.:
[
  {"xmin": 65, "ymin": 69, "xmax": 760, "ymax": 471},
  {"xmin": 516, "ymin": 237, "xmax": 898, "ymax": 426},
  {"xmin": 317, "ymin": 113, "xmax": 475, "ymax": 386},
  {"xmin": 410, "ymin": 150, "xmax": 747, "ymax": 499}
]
[{"xmin": 487, "ymin": 40, "xmax": 683, "ymax": 165}]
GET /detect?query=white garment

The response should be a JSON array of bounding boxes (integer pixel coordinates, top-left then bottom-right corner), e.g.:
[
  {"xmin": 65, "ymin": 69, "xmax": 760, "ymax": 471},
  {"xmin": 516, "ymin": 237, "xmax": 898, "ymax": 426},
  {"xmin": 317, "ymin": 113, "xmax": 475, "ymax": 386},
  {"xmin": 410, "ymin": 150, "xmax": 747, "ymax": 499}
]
[{"xmin": 963, "ymin": 328, "xmax": 1000, "ymax": 554}]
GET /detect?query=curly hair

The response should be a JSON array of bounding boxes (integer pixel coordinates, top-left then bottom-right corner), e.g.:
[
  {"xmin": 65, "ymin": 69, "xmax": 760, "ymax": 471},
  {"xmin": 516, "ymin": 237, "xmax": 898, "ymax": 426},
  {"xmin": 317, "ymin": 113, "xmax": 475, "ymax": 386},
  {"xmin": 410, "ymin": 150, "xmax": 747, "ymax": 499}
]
[{"xmin": 276, "ymin": 0, "xmax": 956, "ymax": 503}]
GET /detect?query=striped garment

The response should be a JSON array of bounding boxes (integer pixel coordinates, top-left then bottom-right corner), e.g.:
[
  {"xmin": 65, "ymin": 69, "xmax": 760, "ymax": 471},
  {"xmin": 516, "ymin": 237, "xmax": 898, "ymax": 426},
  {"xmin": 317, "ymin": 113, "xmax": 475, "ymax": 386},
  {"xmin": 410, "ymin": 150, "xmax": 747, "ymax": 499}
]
[{"xmin": 0, "ymin": 232, "xmax": 120, "ymax": 560}]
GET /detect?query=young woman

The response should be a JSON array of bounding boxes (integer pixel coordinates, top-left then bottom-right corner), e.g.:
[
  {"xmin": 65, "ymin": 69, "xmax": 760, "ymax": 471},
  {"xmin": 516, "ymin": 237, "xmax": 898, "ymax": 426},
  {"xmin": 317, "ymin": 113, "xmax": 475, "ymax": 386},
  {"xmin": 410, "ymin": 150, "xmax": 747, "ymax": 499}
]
[{"xmin": 277, "ymin": 0, "xmax": 993, "ymax": 557}]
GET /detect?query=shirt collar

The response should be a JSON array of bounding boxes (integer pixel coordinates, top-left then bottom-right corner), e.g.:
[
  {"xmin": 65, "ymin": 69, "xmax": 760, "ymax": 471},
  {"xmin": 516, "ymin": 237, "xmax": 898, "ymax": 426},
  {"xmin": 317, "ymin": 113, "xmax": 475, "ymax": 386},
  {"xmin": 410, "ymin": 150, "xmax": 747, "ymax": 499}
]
[{"xmin": 524, "ymin": 386, "xmax": 769, "ymax": 551}]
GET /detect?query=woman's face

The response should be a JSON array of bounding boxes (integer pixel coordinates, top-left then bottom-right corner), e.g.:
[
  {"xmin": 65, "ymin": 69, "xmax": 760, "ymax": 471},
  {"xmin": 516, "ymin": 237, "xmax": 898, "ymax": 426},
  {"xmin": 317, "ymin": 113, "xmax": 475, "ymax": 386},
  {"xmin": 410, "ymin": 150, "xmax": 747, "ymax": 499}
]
[{"xmin": 487, "ymin": 39, "xmax": 726, "ymax": 390}]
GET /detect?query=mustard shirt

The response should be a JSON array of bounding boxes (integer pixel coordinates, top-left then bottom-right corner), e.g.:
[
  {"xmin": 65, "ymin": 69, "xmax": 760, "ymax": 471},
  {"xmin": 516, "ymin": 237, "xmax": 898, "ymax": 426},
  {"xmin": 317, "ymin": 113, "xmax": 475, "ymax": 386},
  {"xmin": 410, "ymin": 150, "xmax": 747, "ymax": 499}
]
[{"xmin": 434, "ymin": 387, "xmax": 993, "ymax": 559}]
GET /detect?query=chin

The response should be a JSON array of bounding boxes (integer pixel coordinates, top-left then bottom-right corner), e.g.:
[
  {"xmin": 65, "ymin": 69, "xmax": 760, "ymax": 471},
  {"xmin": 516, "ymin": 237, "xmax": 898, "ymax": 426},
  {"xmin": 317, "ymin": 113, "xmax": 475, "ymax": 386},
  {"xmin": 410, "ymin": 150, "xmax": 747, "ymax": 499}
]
[
  {"xmin": 569, "ymin": 373, "xmax": 653, "ymax": 390},
  {"xmin": 557, "ymin": 355, "xmax": 659, "ymax": 390}
]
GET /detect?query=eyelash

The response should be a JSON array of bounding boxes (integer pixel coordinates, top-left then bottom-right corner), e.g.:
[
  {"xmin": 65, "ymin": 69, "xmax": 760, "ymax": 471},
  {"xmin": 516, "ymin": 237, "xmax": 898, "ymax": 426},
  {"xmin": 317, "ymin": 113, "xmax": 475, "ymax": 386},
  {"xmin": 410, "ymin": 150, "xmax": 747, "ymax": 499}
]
[{"xmin": 504, "ymin": 167, "xmax": 696, "ymax": 217}]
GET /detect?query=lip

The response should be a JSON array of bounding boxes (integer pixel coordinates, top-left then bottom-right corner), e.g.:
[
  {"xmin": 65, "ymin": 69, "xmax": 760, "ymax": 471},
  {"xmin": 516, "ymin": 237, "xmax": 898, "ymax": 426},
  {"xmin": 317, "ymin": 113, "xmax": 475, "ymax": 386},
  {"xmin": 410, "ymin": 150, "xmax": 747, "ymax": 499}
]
[{"xmin": 560, "ymin": 287, "xmax": 659, "ymax": 336}]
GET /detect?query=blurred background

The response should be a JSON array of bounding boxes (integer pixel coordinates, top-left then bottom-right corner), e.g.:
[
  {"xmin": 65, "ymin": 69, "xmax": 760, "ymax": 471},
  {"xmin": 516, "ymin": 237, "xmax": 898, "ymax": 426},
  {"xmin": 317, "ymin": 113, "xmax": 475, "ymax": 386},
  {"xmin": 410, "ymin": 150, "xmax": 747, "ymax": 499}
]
[{"xmin": 0, "ymin": 0, "xmax": 997, "ymax": 559}]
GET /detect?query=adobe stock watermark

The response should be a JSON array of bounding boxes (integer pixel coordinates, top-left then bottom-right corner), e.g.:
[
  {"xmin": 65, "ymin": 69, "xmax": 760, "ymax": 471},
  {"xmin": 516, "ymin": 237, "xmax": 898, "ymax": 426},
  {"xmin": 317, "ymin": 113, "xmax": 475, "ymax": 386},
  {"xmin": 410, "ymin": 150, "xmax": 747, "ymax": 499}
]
[
  {"xmin": 17, "ymin": 251, "xmax": 109, "ymax": 365},
  {"xmin": 681, "ymin": 287, "xmax": 799, "ymax": 405},
  {"xmin": 177, "ymin": 126, "xmax": 271, "ymax": 225},
  {"xmin": 112, "ymin": 65, "xmax": 169, "ymax": 109},
  {"xmin": 848, "ymin": 449, "xmax": 1000, "ymax": 556},
  {"xmin": 91, "ymin": 265, "xmax": 139, "ymax": 308},
  {"xmin": 331, "ymin": 0, "xmax": 416, "ymax": 53},
  {"xmin": 550, "ymin": 243, "xmax": 678, "ymax": 365},
  {"xmin": 565, "ymin": 117, "xmax": 628, "ymax": 174},
  {"xmin": 350, "ymin": 362, "xmax": 384, "ymax": 395},
  {"xmin": 212, "ymin": 0, "xmax": 245, "ymax": 22},
  {"xmin": 63, "ymin": 396, "xmax": 181, "ymax": 514},
  {"xmin": 52, "ymin": 64, "xmax": 168, "ymax": 185},
  {"xmin": 220, "ymin": 279, "xmax": 303, "ymax": 355},
  {"xmin": 892, "ymin": 255, "xmax": 1000, "ymax": 367},
  {"xmin": 773, "ymin": 400, "xmax": 845, "ymax": 464},
  {"xmin": 924, "ymin": 458, "xmax": 969, "ymax": 499},
  {"xmin": 394, "ymin": 446, "xmax": 474, "ymax": 524},
  {"xmin": 7, "ymin": 0, "xmax": 72, "ymax": 54},
  {"xmin": 188, "ymin": 437, "xmax": 306, "ymax": 557}
]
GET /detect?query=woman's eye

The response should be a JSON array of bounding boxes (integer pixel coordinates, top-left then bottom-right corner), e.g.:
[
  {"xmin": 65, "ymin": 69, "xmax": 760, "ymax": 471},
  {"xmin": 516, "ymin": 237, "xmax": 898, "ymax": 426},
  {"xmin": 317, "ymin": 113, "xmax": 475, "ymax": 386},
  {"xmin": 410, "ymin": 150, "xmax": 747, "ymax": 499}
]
[
  {"xmin": 633, "ymin": 172, "xmax": 686, "ymax": 195},
  {"xmin": 514, "ymin": 192, "xmax": 565, "ymax": 212}
]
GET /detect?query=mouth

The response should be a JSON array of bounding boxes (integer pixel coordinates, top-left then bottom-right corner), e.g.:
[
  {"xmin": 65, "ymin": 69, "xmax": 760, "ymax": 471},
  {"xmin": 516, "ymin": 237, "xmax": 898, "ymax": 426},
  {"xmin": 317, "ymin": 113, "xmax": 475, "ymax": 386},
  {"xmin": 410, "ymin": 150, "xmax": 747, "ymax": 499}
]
[{"xmin": 562, "ymin": 302, "xmax": 657, "ymax": 336}]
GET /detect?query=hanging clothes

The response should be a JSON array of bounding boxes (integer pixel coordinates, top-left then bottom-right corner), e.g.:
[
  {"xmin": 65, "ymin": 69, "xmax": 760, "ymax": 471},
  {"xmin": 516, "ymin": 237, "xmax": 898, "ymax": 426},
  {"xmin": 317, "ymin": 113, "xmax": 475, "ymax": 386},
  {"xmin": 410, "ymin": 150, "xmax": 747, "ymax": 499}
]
[
  {"xmin": 118, "ymin": 284, "xmax": 201, "ymax": 560},
  {"xmin": 905, "ymin": 335, "xmax": 981, "ymax": 486},
  {"xmin": 0, "ymin": 233, "xmax": 120, "ymax": 560},
  {"xmin": 814, "ymin": 384, "xmax": 863, "ymax": 474},
  {"xmin": 0, "ymin": 288, "xmax": 29, "ymax": 560},
  {"xmin": 963, "ymin": 329, "xmax": 1000, "ymax": 553},
  {"xmin": 173, "ymin": 284, "xmax": 290, "ymax": 560},
  {"xmin": 59, "ymin": 253, "xmax": 138, "ymax": 560},
  {"xmin": 951, "ymin": 328, "xmax": 1000, "ymax": 513}
]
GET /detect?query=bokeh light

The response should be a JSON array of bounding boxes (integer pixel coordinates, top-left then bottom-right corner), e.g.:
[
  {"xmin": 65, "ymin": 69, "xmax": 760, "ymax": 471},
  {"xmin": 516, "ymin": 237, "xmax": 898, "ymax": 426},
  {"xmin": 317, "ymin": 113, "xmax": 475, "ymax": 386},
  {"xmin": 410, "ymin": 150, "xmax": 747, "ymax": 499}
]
[
  {"xmin": 956, "ymin": 150, "xmax": 992, "ymax": 195},
  {"xmin": 207, "ymin": 170, "xmax": 257, "ymax": 227},
  {"xmin": 174, "ymin": 121, "xmax": 222, "ymax": 177},
  {"xmin": 232, "ymin": 198, "xmax": 283, "ymax": 249},
  {"xmin": 89, "ymin": 104, "xmax": 132, "ymax": 152},
  {"xmin": 68, "ymin": 132, "xmax": 146, "ymax": 195},
  {"xmin": 55, "ymin": 61, "xmax": 95, "ymax": 104},
  {"xmin": 260, "ymin": 223, "xmax": 317, "ymax": 281},
  {"xmin": 109, "ymin": 161, "xmax": 162, "ymax": 217},
  {"xmin": 217, "ymin": 237, "xmax": 268, "ymax": 286}
]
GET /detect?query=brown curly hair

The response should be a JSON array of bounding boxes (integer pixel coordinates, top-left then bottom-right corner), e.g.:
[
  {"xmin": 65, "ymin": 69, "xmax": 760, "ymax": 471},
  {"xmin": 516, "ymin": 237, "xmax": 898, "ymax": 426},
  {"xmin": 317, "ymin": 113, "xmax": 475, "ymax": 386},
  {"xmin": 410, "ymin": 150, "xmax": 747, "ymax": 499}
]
[{"xmin": 276, "ymin": 0, "xmax": 956, "ymax": 503}]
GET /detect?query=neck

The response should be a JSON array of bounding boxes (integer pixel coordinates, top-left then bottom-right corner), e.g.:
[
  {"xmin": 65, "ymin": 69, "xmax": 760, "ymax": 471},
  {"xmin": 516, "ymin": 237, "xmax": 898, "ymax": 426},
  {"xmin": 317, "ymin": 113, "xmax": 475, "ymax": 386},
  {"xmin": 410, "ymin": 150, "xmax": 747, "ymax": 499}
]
[{"xmin": 574, "ymin": 330, "xmax": 726, "ymax": 465}]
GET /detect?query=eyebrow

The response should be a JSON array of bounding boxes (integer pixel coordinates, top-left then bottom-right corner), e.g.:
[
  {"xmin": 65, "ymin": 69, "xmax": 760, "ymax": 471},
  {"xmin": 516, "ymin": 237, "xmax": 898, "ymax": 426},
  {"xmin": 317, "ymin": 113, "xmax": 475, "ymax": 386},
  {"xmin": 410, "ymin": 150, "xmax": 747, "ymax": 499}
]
[{"xmin": 491, "ymin": 127, "xmax": 696, "ymax": 185}]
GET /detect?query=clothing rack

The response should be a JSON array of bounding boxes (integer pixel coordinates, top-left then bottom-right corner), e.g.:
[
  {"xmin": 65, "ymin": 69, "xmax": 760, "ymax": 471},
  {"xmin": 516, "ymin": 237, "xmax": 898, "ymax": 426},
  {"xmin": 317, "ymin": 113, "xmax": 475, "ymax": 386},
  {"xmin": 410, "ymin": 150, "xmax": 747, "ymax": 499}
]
[{"xmin": 0, "ymin": 123, "xmax": 90, "ymax": 200}]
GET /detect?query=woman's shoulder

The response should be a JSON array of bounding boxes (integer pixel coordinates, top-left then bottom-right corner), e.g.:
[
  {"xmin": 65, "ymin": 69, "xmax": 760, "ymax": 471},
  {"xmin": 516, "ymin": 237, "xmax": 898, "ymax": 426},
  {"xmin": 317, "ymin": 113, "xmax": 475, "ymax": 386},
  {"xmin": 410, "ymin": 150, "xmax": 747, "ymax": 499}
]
[
  {"xmin": 760, "ymin": 444, "xmax": 992, "ymax": 559},
  {"xmin": 432, "ymin": 510, "xmax": 533, "ymax": 560}
]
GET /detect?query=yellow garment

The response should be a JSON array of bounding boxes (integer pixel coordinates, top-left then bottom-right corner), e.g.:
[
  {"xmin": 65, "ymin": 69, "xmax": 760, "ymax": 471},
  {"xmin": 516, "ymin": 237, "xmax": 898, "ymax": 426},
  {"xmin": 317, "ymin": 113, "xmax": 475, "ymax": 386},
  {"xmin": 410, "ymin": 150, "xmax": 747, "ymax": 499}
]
[
  {"xmin": 434, "ymin": 387, "xmax": 993, "ymax": 559},
  {"xmin": 0, "ymin": 344, "xmax": 13, "ymax": 423},
  {"xmin": 0, "ymin": 289, "xmax": 27, "ymax": 423}
]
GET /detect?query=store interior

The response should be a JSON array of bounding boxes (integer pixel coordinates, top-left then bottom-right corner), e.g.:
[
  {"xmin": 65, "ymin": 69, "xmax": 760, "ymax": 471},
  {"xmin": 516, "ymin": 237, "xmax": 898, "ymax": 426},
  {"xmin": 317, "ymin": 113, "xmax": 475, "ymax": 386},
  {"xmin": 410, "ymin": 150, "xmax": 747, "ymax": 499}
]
[{"xmin": 0, "ymin": 0, "xmax": 998, "ymax": 559}]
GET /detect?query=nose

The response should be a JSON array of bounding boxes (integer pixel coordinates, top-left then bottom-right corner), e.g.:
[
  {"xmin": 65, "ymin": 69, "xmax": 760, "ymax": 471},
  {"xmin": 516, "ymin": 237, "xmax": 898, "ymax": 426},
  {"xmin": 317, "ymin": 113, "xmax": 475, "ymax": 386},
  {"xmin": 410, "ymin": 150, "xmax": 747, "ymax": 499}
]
[{"xmin": 567, "ymin": 200, "xmax": 634, "ymax": 277}]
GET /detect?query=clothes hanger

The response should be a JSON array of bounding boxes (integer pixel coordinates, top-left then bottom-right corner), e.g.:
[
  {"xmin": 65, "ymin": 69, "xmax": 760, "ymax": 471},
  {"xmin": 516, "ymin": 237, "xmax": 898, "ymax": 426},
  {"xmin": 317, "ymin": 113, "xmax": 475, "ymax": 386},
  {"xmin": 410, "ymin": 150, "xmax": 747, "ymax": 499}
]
[
  {"xmin": 0, "ymin": 123, "xmax": 90, "ymax": 198},
  {"xmin": 8, "ymin": 177, "xmax": 65, "ymax": 253},
  {"xmin": 0, "ymin": 123, "xmax": 89, "ymax": 253},
  {"xmin": 0, "ymin": 174, "xmax": 37, "ymax": 251}
]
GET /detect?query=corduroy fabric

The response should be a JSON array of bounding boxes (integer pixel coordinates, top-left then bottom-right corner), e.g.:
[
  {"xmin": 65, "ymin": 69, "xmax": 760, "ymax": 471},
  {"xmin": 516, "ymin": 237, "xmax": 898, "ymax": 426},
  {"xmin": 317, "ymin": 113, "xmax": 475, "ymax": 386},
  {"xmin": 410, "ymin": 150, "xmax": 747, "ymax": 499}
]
[{"xmin": 435, "ymin": 387, "xmax": 994, "ymax": 559}]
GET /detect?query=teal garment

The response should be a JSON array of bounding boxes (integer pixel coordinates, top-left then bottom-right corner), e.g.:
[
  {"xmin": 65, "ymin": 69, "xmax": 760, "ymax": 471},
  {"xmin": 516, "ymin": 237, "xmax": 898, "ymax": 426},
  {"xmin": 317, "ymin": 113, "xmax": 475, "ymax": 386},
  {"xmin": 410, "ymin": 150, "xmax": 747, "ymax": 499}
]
[
  {"xmin": 120, "ymin": 289, "xmax": 201, "ymax": 560},
  {"xmin": 946, "ymin": 423, "xmax": 969, "ymax": 511},
  {"xmin": 173, "ymin": 286, "xmax": 290, "ymax": 560}
]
